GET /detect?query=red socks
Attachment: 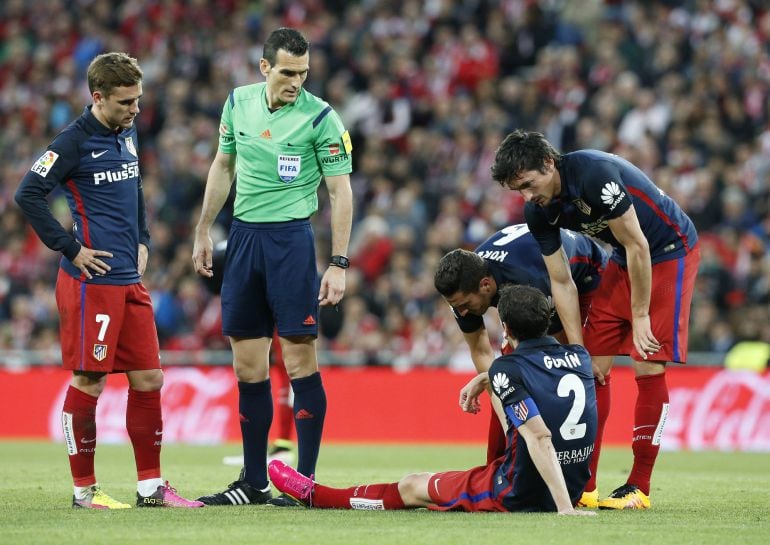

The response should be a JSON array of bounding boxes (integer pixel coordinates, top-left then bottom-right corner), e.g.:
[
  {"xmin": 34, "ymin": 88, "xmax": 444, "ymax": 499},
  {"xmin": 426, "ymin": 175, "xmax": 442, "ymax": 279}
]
[
  {"xmin": 62, "ymin": 386, "xmax": 98, "ymax": 487},
  {"xmin": 126, "ymin": 388, "xmax": 162, "ymax": 481},
  {"xmin": 628, "ymin": 373, "xmax": 669, "ymax": 495},
  {"xmin": 271, "ymin": 359, "xmax": 294, "ymax": 442},
  {"xmin": 313, "ymin": 482, "xmax": 405, "ymax": 510},
  {"xmin": 62, "ymin": 386, "xmax": 163, "ymax": 485},
  {"xmin": 585, "ymin": 374, "xmax": 611, "ymax": 492}
]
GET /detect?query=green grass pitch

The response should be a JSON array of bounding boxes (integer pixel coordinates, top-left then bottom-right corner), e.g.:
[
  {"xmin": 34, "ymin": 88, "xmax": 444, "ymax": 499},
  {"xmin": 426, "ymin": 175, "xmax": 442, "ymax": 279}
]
[{"xmin": 1, "ymin": 441, "xmax": 768, "ymax": 545}]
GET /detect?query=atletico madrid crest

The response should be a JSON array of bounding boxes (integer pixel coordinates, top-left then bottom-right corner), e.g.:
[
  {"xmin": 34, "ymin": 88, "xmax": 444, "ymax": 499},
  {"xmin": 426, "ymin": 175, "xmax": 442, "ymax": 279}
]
[
  {"xmin": 93, "ymin": 344, "xmax": 108, "ymax": 362},
  {"xmin": 125, "ymin": 136, "xmax": 137, "ymax": 157}
]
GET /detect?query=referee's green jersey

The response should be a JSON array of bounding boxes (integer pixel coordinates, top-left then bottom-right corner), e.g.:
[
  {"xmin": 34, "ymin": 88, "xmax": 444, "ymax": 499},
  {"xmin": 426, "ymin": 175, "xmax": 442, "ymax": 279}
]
[{"xmin": 218, "ymin": 83, "xmax": 353, "ymax": 223}]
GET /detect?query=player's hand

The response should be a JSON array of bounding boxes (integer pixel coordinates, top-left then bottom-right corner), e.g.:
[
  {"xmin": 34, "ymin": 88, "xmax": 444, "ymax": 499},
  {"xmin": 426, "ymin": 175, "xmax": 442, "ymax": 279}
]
[
  {"xmin": 459, "ymin": 373, "xmax": 489, "ymax": 414},
  {"xmin": 71, "ymin": 246, "xmax": 113, "ymax": 279},
  {"xmin": 137, "ymin": 243, "xmax": 149, "ymax": 276},
  {"xmin": 592, "ymin": 360, "xmax": 605, "ymax": 385},
  {"xmin": 192, "ymin": 232, "xmax": 214, "ymax": 278},
  {"xmin": 632, "ymin": 315, "xmax": 661, "ymax": 360},
  {"xmin": 318, "ymin": 266, "xmax": 345, "ymax": 306},
  {"xmin": 558, "ymin": 508, "xmax": 597, "ymax": 516}
]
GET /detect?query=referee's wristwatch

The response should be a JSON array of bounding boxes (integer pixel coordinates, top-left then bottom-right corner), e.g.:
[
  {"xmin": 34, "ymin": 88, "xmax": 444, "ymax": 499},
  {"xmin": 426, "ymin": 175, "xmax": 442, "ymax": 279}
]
[{"xmin": 330, "ymin": 255, "xmax": 350, "ymax": 269}]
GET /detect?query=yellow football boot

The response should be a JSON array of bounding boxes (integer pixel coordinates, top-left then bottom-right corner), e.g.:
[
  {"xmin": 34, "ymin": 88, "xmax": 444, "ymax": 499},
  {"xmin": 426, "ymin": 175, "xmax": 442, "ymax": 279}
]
[{"xmin": 598, "ymin": 484, "xmax": 651, "ymax": 510}]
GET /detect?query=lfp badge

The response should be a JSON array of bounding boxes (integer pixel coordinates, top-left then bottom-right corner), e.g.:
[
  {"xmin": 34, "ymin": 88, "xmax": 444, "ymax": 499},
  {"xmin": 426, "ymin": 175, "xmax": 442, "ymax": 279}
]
[{"xmin": 277, "ymin": 155, "xmax": 301, "ymax": 183}]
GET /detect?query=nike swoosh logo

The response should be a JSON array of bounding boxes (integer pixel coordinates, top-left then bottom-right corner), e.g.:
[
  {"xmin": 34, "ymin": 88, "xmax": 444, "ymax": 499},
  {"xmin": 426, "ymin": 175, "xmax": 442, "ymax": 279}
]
[
  {"xmin": 81, "ymin": 438, "xmax": 96, "ymax": 444},
  {"xmin": 433, "ymin": 478, "xmax": 441, "ymax": 495},
  {"xmin": 547, "ymin": 213, "xmax": 561, "ymax": 226},
  {"xmin": 91, "ymin": 150, "xmax": 108, "ymax": 158},
  {"xmin": 633, "ymin": 425, "xmax": 655, "ymax": 431},
  {"xmin": 154, "ymin": 430, "xmax": 163, "ymax": 436}
]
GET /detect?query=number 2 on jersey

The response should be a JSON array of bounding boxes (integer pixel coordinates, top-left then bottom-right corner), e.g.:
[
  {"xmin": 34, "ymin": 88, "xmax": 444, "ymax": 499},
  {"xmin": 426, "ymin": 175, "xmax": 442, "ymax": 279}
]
[{"xmin": 557, "ymin": 374, "xmax": 587, "ymax": 440}]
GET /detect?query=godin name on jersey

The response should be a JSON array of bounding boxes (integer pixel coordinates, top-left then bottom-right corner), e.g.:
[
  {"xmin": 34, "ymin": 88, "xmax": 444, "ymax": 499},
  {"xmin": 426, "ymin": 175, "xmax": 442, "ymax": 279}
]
[{"xmin": 542, "ymin": 352, "xmax": 581, "ymax": 369}]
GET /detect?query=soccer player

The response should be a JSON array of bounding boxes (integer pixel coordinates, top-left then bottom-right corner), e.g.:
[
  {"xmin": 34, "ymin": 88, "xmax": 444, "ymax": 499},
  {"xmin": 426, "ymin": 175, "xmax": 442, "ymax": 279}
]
[
  {"xmin": 434, "ymin": 225, "xmax": 607, "ymax": 464},
  {"xmin": 268, "ymin": 285, "xmax": 597, "ymax": 515},
  {"xmin": 192, "ymin": 28, "xmax": 353, "ymax": 506},
  {"xmin": 491, "ymin": 130, "xmax": 700, "ymax": 509},
  {"xmin": 14, "ymin": 52, "xmax": 202, "ymax": 509},
  {"xmin": 201, "ymin": 242, "xmax": 296, "ymax": 467}
]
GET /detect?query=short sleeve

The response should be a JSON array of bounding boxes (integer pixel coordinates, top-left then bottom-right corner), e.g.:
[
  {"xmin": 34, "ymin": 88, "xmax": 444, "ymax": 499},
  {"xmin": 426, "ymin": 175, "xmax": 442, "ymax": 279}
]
[
  {"xmin": 489, "ymin": 358, "xmax": 540, "ymax": 427},
  {"xmin": 218, "ymin": 92, "xmax": 236, "ymax": 154},
  {"xmin": 314, "ymin": 108, "xmax": 352, "ymax": 176},
  {"xmin": 455, "ymin": 311, "xmax": 484, "ymax": 334},
  {"xmin": 579, "ymin": 160, "xmax": 632, "ymax": 220},
  {"xmin": 525, "ymin": 203, "xmax": 562, "ymax": 256}
]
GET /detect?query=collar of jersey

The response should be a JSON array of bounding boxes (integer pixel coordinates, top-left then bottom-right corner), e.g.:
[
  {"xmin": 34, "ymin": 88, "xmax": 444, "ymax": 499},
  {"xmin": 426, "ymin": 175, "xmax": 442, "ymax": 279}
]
[
  {"xmin": 514, "ymin": 336, "xmax": 559, "ymax": 352},
  {"xmin": 83, "ymin": 105, "xmax": 122, "ymax": 135},
  {"xmin": 261, "ymin": 84, "xmax": 302, "ymax": 114}
]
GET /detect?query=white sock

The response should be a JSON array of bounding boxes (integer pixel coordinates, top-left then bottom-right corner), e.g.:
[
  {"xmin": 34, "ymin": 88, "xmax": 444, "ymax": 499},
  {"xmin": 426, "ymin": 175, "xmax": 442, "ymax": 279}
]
[
  {"xmin": 261, "ymin": 485, "xmax": 271, "ymax": 494},
  {"xmin": 74, "ymin": 484, "xmax": 96, "ymax": 499},
  {"xmin": 137, "ymin": 478, "xmax": 163, "ymax": 497}
]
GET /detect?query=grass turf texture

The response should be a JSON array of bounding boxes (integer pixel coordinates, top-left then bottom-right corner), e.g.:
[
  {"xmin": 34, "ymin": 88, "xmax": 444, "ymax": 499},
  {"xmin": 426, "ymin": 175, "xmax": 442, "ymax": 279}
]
[{"xmin": 1, "ymin": 441, "xmax": 768, "ymax": 545}]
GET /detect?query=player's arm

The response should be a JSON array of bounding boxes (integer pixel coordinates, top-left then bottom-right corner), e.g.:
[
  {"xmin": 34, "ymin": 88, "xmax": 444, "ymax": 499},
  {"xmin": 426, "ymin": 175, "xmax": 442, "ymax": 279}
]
[
  {"xmin": 526, "ymin": 206, "xmax": 583, "ymax": 347},
  {"xmin": 193, "ymin": 150, "xmax": 236, "ymax": 278},
  {"xmin": 542, "ymin": 248, "xmax": 583, "ymax": 347},
  {"xmin": 318, "ymin": 173, "xmax": 352, "ymax": 306},
  {"xmin": 463, "ymin": 328, "xmax": 496, "ymax": 373},
  {"xmin": 15, "ymin": 149, "xmax": 113, "ymax": 279},
  {"xmin": 606, "ymin": 205, "xmax": 660, "ymax": 359},
  {"xmin": 462, "ymin": 327, "xmax": 509, "ymax": 431},
  {"xmin": 516, "ymin": 414, "xmax": 591, "ymax": 515},
  {"xmin": 137, "ymin": 176, "xmax": 150, "ymax": 275},
  {"xmin": 15, "ymin": 169, "xmax": 81, "ymax": 259}
]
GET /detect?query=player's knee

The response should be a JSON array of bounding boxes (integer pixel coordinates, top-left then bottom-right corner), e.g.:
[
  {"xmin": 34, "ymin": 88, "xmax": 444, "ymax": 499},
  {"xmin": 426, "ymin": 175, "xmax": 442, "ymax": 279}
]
[
  {"xmin": 397, "ymin": 475, "xmax": 419, "ymax": 504},
  {"xmin": 72, "ymin": 371, "xmax": 107, "ymax": 396},
  {"xmin": 233, "ymin": 360, "xmax": 269, "ymax": 382},
  {"xmin": 632, "ymin": 360, "xmax": 666, "ymax": 377},
  {"xmin": 397, "ymin": 473, "xmax": 432, "ymax": 506},
  {"xmin": 127, "ymin": 369, "xmax": 164, "ymax": 391},
  {"xmin": 280, "ymin": 335, "xmax": 318, "ymax": 378}
]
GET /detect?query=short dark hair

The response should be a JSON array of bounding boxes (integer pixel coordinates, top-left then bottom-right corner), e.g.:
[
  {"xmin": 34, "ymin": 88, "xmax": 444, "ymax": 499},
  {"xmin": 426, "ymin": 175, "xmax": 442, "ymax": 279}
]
[
  {"xmin": 490, "ymin": 130, "xmax": 560, "ymax": 187},
  {"xmin": 87, "ymin": 52, "xmax": 142, "ymax": 97},
  {"xmin": 263, "ymin": 27, "xmax": 310, "ymax": 65},
  {"xmin": 434, "ymin": 249, "xmax": 489, "ymax": 296},
  {"xmin": 497, "ymin": 284, "xmax": 550, "ymax": 341}
]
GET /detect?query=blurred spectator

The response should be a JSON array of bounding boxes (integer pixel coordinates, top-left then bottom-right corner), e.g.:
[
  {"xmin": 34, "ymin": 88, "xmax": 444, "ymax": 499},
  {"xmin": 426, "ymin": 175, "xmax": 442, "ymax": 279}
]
[{"xmin": 3, "ymin": 0, "xmax": 769, "ymax": 366}]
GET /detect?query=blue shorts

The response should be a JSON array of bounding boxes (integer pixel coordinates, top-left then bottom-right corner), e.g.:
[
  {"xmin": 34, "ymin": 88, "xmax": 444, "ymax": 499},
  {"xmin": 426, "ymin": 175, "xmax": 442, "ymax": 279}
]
[{"xmin": 221, "ymin": 218, "xmax": 319, "ymax": 338}]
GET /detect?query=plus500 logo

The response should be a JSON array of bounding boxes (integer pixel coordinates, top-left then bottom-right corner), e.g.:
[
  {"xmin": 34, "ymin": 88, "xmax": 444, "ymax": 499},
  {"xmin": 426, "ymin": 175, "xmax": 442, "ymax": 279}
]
[{"xmin": 94, "ymin": 162, "xmax": 139, "ymax": 185}]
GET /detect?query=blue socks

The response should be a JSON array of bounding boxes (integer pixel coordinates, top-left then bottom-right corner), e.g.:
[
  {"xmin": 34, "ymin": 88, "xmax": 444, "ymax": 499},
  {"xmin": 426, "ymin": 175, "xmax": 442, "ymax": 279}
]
[
  {"xmin": 238, "ymin": 379, "xmax": 272, "ymax": 489},
  {"xmin": 291, "ymin": 372, "xmax": 327, "ymax": 477}
]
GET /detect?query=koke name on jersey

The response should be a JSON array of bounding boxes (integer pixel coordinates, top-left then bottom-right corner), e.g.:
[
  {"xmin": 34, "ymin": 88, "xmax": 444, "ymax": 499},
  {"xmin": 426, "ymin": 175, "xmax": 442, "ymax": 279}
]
[
  {"xmin": 94, "ymin": 161, "xmax": 139, "ymax": 185},
  {"xmin": 476, "ymin": 250, "xmax": 509, "ymax": 262}
]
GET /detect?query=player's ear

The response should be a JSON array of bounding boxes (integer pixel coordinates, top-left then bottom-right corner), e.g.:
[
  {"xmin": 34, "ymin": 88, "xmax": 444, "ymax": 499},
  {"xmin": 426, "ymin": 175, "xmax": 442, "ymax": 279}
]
[
  {"xmin": 501, "ymin": 321, "xmax": 512, "ymax": 341},
  {"xmin": 480, "ymin": 277, "xmax": 493, "ymax": 292},
  {"xmin": 259, "ymin": 58, "xmax": 271, "ymax": 77}
]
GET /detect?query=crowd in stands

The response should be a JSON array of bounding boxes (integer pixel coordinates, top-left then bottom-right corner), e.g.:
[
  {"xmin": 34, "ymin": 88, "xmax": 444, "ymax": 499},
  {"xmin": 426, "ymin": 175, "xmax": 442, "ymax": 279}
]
[{"xmin": 1, "ymin": 0, "xmax": 768, "ymax": 368}]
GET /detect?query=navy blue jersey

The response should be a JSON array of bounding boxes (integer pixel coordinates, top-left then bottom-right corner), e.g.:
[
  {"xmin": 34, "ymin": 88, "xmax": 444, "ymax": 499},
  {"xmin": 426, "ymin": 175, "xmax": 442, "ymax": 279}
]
[
  {"xmin": 489, "ymin": 337, "xmax": 597, "ymax": 512},
  {"xmin": 525, "ymin": 150, "xmax": 698, "ymax": 266},
  {"xmin": 454, "ymin": 224, "xmax": 608, "ymax": 334},
  {"xmin": 15, "ymin": 106, "xmax": 148, "ymax": 285}
]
